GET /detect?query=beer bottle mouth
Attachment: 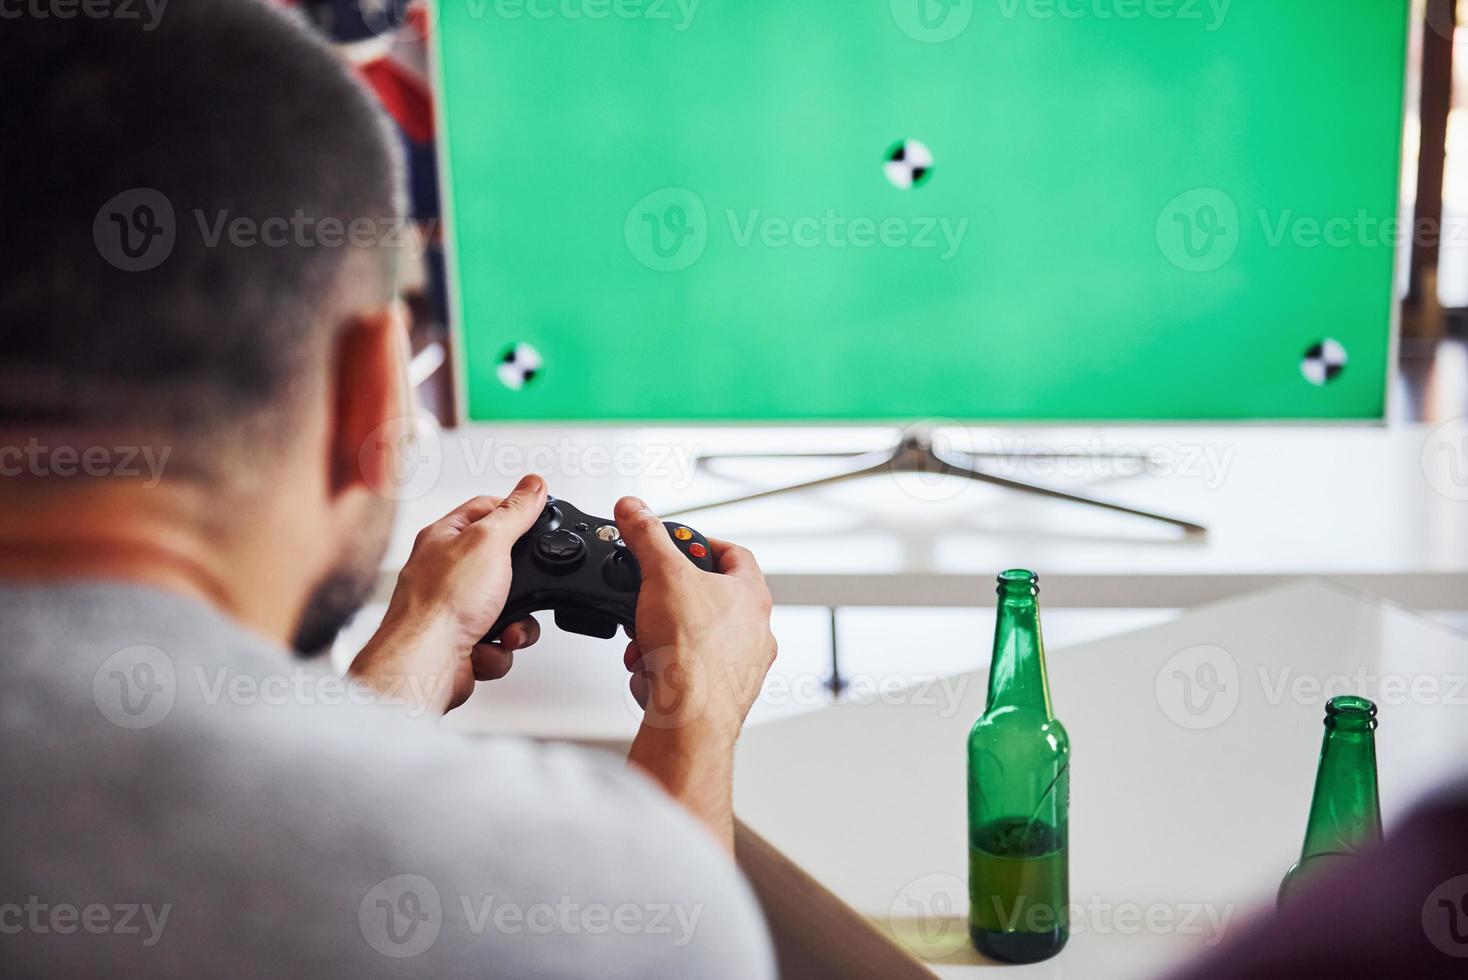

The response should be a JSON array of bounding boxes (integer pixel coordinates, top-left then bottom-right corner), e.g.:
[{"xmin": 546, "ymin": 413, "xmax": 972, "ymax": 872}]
[
  {"xmin": 1325, "ymin": 695, "xmax": 1378, "ymax": 731},
  {"xmin": 997, "ymin": 569, "xmax": 1039, "ymax": 598}
]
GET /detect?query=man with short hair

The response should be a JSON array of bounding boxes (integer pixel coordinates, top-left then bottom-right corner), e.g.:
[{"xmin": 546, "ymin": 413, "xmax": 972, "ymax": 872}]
[{"xmin": 0, "ymin": 2, "xmax": 778, "ymax": 976}]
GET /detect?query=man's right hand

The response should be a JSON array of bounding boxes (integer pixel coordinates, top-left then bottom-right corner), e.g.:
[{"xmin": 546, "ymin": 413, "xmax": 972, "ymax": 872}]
[{"xmin": 613, "ymin": 496, "xmax": 777, "ymax": 852}]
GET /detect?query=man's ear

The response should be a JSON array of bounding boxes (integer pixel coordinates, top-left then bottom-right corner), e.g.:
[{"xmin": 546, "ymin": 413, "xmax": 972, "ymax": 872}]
[{"xmin": 329, "ymin": 302, "xmax": 410, "ymax": 499}]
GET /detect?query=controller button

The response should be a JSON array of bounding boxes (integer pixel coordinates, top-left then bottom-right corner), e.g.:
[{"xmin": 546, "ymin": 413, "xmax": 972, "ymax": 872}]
[
  {"xmin": 574, "ymin": 522, "xmax": 590, "ymax": 532},
  {"xmin": 673, "ymin": 526, "xmax": 694, "ymax": 541},
  {"xmin": 595, "ymin": 525, "xmax": 620, "ymax": 542},
  {"xmin": 535, "ymin": 528, "xmax": 586, "ymax": 568},
  {"xmin": 688, "ymin": 542, "xmax": 708, "ymax": 559},
  {"xmin": 532, "ymin": 502, "xmax": 563, "ymax": 534},
  {"xmin": 602, "ymin": 551, "xmax": 641, "ymax": 591}
]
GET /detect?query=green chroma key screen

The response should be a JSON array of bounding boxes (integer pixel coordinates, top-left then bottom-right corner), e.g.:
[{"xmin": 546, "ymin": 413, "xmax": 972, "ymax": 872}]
[{"xmin": 434, "ymin": 1, "xmax": 1408, "ymax": 423}]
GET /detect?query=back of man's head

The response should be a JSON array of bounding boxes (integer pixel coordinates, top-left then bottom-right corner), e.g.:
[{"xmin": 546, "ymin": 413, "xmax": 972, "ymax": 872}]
[
  {"xmin": 0, "ymin": 0, "xmax": 411, "ymax": 653},
  {"xmin": 0, "ymin": 0, "xmax": 402, "ymax": 464}
]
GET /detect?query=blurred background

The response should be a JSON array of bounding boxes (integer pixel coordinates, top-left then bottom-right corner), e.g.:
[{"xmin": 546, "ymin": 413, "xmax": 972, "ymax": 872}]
[{"xmin": 286, "ymin": 1, "xmax": 1468, "ymax": 742}]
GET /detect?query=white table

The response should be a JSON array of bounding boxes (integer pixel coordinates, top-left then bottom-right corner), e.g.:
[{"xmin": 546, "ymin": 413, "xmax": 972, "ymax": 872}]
[
  {"xmin": 379, "ymin": 423, "xmax": 1468, "ymax": 611},
  {"xmin": 731, "ymin": 581, "xmax": 1468, "ymax": 978},
  {"xmin": 353, "ymin": 422, "xmax": 1468, "ymax": 741}
]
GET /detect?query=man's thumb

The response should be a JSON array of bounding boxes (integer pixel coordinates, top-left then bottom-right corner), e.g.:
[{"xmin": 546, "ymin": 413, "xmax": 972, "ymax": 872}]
[
  {"xmin": 614, "ymin": 497, "xmax": 684, "ymax": 573},
  {"xmin": 481, "ymin": 474, "xmax": 548, "ymax": 539}
]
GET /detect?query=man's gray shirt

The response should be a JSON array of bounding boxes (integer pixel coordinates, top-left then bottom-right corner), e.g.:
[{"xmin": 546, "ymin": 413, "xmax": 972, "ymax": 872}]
[{"xmin": 0, "ymin": 581, "xmax": 775, "ymax": 978}]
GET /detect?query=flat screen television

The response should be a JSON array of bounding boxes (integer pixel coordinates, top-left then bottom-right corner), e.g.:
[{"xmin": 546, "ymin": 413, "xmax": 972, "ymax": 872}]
[{"xmin": 432, "ymin": 0, "xmax": 1410, "ymax": 424}]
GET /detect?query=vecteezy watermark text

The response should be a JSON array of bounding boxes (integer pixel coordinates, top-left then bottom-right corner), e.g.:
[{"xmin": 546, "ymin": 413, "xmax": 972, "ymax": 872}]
[
  {"xmin": 480, "ymin": 0, "xmax": 700, "ymax": 29},
  {"xmin": 358, "ymin": 874, "xmax": 704, "ymax": 958},
  {"xmin": 459, "ymin": 438, "xmax": 697, "ymax": 486},
  {"xmin": 192, "ymin": 210, "xmax": 423, "ymax": 253},
  {"xmin": 93, "ymin": 188, "xmax": 430, "ymax": 273},
  {"xmin": 624, "ymin": 188, "xmax": 972, "ymax": 272},
  {"xmin": 982, "ymin": 437, "xmax": 1236, "ymax": 490},
  {"xmin": 0, "ymin": 439, "xmax": 170, "ymax": 487},
  {"xmin": 1155, "ymin": 642, "xmax": 1468, "ymax": 731},
  {"xmin": 92, "ymin": 645, "xmax": 449, "ymax": 730},
  {"xmin": 343, "ymin": 0, "xmax": 701, "ymax": 44},
  {"xmin": 1257, "ymin": 666, "xmax": 1468, "ymax": 709},
  {"xmin": 980, "ymin": 893, "xmax": 1235, "ymax": 942},
  {"xmin": 887, "ymin": 873, "xmax": 1236, "ymax": 954},
  {"xmin": 361, "ymin": 416, "xmax": 702, "ymax": 502},
  {"xmin": 0, "ymin": 0, "xmax": 168, "ymax": 31},
  {"xmin": 725, "ymin": 210, "xmax": 969, "ymax": 261},
  {"xmin": 994, "ymin": 0, "xmax": 1231, "ymax": 31},
  {"xmin": 1159, "ymin": 187, "xmax": 1468, "ymax": 272},
  {"xmin": 0, "ymin": 897, "xmax": 171, "ymax": 947}
]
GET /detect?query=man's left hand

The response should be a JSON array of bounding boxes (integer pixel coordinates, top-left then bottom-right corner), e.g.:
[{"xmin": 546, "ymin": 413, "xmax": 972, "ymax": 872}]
[{"xmin": 348, "ymin": 474, "xmax": 548, "ymax": 715}]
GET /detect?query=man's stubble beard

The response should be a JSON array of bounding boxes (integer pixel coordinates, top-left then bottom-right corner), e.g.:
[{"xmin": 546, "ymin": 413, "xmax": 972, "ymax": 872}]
[{"xmin": 292, "ymin": 495, "xmax": 396, "ymax": 657}]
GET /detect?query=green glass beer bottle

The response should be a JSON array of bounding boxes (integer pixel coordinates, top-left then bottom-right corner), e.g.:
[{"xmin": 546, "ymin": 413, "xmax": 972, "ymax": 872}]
[
  {"xmin": 967, "ymin": 569, "xmax": 1070, "ymax": 963},
  {"xmin": 1278, "ymin": 695, "xmax": 1383, "ymax": 907}
]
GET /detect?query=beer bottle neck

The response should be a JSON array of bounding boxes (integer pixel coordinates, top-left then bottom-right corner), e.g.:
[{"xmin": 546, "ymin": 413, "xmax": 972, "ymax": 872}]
[
  {"xmin": 1300, "ymin": 700, "xmax": 1383, "ymax": 860},
  {"xmin": 986, "ymin": 590, "xmax": 1053, "ymax": 717}
]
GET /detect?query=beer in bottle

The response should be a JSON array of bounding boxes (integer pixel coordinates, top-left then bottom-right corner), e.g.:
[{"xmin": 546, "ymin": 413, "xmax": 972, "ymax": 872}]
[{"xmin": 967, "ymin": 569, "xmax": 1070, "ymax": 963}]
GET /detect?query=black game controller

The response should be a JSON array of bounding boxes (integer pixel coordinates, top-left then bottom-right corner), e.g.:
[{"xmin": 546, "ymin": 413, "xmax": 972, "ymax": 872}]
[{"xmin": 482, "ymin": 497, "xmax": 716, "ymax": 643}]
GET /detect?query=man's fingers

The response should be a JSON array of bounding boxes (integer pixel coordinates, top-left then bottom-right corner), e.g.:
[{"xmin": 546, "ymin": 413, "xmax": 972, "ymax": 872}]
[
  {"xmin": 470, "ymin": 644, "xmax": 514, "ymax": 681},
  {"xmin": 625, "ymin": 639, "xmax": 650, "ymax": 708},
  {"xmin": 613, "ymin": 497, "xmax": 685, "ymax": 576},
  {"xmin": 628, "ymin": 671, "xmax": 651, "ymax": 710},
  {"xmin": 707, "ymin": 537, "xmax": 762, "ymax": 580},
  {"xmin": 498, "ymin": 617, "xmax": 541, "ymax": 652},
  {"xmin": 470, "ymin": 617, "xmax": 539, "ymax": 681},
  {"xmin": 473, "ymin": 474, "xmax": 548, "ymax": 541},
  {"xmin": 440, "ymin": 495, "xmax": 504, "ymax": 528},
  {"xmin": 414, "ymin": 495, "xmax": 504, "ymax": 545}
]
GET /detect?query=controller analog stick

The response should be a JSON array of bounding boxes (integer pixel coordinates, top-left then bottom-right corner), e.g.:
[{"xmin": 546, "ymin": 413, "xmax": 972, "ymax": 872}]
[
  {"xmin": 534, "ymin": 528, "xmax": 586, "ymax": 570},
  {"xmin": 602, "ymin": 549, "xmax": 641, "ymax": 592},
  {"xmin": 532, "ymin": 501, "xmax": 564, "ymax": 534}
]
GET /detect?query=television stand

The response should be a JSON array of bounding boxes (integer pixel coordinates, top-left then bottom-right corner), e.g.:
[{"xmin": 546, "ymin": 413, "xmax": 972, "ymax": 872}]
[{"xmin": 662, "ymin": 427, "xmax": 1206, "ymax": 534}]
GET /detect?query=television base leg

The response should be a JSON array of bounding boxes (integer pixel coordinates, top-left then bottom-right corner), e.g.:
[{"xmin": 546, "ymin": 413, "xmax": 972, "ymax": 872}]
[{"xmin": 661, "ymin": 428, "xmax": 1206, "ymax": 534}]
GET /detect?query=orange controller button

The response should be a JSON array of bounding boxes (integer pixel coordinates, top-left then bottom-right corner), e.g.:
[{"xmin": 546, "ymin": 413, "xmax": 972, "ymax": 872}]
[{"xmin": 673, "ymin": 527, "xmax": 694, "ymax": 541}]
